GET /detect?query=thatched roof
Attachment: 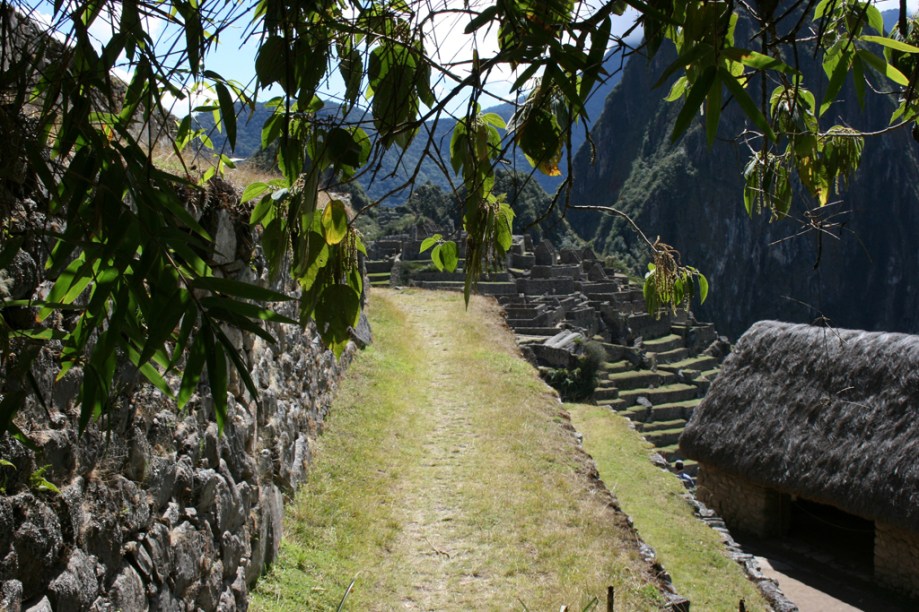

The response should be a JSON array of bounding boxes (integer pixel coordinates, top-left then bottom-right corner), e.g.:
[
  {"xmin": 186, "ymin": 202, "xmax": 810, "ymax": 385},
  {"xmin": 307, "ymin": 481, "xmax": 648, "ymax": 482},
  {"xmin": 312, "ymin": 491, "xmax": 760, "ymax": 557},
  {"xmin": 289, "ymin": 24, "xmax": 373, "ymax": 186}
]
[{"xmin": 680, "ymin": 320, "xmax": 919, "ymax": 531}]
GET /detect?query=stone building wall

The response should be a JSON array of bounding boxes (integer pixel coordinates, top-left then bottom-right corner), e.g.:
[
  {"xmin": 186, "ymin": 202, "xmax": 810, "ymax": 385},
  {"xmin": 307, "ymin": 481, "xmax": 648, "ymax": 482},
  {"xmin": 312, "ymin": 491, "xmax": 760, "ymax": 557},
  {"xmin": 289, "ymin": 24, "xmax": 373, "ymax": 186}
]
[
  {"xmin": 0, "ymin": 188, "xmax": 363, "ymax": 611},
  {"xmin": 696, "ymin": 465, "xmax": 790, "ymax": 538},
  {"xmin": 875, "ymin": 521, "xmax": 919, "ymax": 597}
]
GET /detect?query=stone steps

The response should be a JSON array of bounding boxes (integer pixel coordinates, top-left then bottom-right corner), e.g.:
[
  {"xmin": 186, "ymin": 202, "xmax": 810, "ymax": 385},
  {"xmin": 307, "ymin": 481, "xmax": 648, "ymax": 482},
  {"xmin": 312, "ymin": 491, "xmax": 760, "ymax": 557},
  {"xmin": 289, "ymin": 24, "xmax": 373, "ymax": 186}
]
[
  {"xmin": 618, "ymin": 383, "xmax": 698, "ymax": 407},
  {"xmin": 638, "ymin": 418, "xmax": 687, "ymax": 433},
  {"xmin": 593, "ymin": 386, "xmax": 620, "ymax": 401},
  {"xmin": 604, "ymin": 369, "xmax": 676, "ymax": 390},
  {"xmin": 651, "ymin": 347, "xmax": 690, "ymax": 364},
  {"xmin": 648, "ymin": 398, "xmax": 701, "ymax": 421},
  {"xmin": 644, "ymin": 427, "xmax": 684, "ymax": 447},
  {"xmin": 601, "ymin": 360, "xmax": 635, "ymax": 374},
  {"xmin": 658, "ymin": 354, "xmax": 719, "ymax": 374},
  {"xmin": 642, "ymin": 333, "xmax": 684, "ymax": 353},
  {"xmin": 365, "ymin": 260, "xmax": 394, "ymax": 274},
  {"xmin": 598, "ymin": 398, "xmax": 629, "ymax": 411}
]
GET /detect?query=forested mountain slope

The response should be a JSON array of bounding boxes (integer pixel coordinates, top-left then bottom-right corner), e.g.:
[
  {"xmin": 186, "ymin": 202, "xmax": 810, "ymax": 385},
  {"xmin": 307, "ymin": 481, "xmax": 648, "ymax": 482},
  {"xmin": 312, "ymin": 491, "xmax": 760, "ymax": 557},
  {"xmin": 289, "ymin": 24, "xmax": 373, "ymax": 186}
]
[{"xmin": 568, "ymin": 28, "xmax": 919, "ymax": 339}]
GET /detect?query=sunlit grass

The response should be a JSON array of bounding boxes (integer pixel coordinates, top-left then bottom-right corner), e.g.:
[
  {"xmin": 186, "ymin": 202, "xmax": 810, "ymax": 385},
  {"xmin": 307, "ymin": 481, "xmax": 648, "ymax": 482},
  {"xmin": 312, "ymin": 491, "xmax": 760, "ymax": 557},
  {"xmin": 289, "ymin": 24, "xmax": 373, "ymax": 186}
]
[
  {"xmin": 566, "ymin": 404, "xmax": 771, "ymax": 611},
  {"xmin": 250, "ymin": 289, "xmax": 666, "ymax": 610}
]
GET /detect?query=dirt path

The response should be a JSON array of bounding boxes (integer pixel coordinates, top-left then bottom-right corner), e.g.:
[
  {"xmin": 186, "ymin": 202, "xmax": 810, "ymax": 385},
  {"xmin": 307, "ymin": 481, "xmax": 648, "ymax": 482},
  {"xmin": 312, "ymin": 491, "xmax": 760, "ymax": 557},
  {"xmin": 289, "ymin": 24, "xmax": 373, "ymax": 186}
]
[{"xmin": 251, "ymin": 289, "xmax": 664, "ymax": 610}]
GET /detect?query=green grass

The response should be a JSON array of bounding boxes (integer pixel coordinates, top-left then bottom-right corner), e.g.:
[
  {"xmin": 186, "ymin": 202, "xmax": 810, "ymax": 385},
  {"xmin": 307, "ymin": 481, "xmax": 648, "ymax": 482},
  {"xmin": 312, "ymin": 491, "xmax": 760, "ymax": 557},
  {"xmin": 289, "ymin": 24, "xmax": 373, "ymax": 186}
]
[
  {"xmin": 250, "ymin": 289, "xmax": 668, "ymax": 610},
  {"xmin": 566, "ymin": 404, "xmax": 770, "ymax": 610}
]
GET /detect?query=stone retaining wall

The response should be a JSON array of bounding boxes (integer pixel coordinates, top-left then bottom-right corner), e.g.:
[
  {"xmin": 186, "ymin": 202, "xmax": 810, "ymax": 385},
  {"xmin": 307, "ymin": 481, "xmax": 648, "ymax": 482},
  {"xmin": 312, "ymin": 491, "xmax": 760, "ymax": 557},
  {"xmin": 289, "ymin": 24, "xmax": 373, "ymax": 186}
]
[
  {"xmin": 0, "ymin": 185, "xmax": 362, "ymax": 611},
  {"xmin": 876, "ymin": 521, "xmax": 919, "ymax": 597},
  {"xmin": 695, "ymin": 465, "xmax": 790, "ymax": 538}
]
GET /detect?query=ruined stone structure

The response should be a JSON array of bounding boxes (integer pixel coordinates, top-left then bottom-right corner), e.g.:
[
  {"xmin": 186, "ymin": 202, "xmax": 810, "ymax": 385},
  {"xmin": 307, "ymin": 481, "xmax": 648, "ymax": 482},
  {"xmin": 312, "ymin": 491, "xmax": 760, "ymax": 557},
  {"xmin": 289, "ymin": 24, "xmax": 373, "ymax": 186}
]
[
  {"xmin": 680, "ymin": 321, "xmax": 919, "ymax": 599},
  {"xmin": 0, "ymin": 184, "xmax": 366, "ymax": 611},
  {"xmin": 365, "ymin": 233, "xmax": 728, "ymax": 465}
]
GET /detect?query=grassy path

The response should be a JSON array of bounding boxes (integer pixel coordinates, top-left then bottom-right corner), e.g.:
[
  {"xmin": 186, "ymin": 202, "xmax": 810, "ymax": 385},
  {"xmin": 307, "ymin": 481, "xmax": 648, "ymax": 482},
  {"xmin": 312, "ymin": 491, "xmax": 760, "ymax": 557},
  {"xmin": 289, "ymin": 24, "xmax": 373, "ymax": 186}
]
[{"xmin": 251, "ymin": 289, "xmax": 663, "ymax": 610}]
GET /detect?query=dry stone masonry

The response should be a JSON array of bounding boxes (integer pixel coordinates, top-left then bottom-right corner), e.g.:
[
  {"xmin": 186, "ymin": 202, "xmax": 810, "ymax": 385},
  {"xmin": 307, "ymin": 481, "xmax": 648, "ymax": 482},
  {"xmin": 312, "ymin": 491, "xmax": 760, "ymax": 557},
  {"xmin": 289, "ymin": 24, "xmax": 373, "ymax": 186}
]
[{"xmin": 0, "ymin": 180, "xmax": 365, "ymax": 611}]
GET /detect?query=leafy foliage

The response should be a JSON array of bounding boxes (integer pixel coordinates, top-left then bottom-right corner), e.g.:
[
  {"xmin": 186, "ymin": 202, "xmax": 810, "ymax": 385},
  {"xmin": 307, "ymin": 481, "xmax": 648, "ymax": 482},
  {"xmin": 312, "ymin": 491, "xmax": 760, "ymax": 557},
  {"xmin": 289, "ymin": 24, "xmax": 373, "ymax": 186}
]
[
  {"xmin": 542, "ymin": 341, "xmax": 606, "ymax": 402},
  {"xmin": 1, "ymin": 0, "xmax": 914, "ymax": 440}
]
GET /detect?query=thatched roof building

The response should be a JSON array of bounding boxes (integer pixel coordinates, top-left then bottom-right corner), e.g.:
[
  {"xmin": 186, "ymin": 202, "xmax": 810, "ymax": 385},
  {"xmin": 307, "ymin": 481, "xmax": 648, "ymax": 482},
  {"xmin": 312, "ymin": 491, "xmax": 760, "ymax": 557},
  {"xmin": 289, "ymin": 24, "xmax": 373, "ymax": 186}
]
[{"xmin": 680, "ymin": 320, "xmax": 919, "ymax": 597}]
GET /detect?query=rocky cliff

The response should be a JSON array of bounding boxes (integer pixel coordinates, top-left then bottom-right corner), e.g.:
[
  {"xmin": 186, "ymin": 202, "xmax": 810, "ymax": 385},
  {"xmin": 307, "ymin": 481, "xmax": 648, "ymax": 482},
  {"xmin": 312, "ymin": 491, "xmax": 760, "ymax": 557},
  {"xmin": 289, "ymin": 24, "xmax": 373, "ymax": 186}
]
[{"xmin": 568, "ymin": 31, "xmax": 919, "ymax": 339}]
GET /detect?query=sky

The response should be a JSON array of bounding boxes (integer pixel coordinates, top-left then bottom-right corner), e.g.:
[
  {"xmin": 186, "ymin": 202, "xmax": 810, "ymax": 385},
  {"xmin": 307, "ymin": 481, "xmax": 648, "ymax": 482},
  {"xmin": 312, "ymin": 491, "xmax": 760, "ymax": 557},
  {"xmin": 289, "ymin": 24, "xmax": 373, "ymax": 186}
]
[
  {"xmin": 26, "ymin": 0, "xmax": 919, "ymax": 117},
  {"xmin": 29, "ymin": 0, "xmax": 640, "ymax": 116}
]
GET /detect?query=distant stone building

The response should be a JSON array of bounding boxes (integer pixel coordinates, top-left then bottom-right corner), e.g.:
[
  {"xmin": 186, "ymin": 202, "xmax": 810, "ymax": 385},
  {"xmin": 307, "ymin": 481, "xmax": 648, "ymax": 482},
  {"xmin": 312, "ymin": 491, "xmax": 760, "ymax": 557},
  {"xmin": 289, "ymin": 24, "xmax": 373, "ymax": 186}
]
[{"xmin": 680, "ymin": 321, "xmax": 919, "ymax": 598}]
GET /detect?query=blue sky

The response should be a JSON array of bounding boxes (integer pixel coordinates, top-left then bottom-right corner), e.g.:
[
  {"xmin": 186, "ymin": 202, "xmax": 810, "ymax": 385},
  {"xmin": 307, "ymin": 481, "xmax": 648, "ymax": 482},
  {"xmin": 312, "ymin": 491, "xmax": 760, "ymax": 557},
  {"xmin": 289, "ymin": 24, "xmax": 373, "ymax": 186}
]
[{"xmin": 28, "ymin": 0, "xmax": 916, "ymax": 117}]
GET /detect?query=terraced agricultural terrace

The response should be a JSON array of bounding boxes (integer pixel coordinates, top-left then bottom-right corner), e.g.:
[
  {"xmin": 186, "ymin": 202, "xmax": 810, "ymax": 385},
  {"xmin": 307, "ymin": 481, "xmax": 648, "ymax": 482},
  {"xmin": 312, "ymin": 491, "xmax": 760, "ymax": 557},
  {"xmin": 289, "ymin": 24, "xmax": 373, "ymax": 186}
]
[{"xmin": 365, "ymin": 232, "xmax": 729, "ymax": 474}]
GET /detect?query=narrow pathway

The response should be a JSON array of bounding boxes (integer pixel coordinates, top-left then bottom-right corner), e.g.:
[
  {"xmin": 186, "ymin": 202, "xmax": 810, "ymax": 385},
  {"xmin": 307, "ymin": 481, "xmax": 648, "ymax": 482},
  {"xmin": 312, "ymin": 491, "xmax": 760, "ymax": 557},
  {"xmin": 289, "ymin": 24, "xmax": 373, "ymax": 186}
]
[{"xmin": 251, "ymin": 289, "xmax": 664, "ymax": 610}]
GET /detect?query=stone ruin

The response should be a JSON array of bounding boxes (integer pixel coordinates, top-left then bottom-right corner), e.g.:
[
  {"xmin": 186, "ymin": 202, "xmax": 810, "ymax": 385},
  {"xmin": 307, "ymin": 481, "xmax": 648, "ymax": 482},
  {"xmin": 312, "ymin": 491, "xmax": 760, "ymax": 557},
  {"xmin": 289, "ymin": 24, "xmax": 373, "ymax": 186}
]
[{"xmin": 365, "ymin": 233, "xmax": 730, "ymax": 471}]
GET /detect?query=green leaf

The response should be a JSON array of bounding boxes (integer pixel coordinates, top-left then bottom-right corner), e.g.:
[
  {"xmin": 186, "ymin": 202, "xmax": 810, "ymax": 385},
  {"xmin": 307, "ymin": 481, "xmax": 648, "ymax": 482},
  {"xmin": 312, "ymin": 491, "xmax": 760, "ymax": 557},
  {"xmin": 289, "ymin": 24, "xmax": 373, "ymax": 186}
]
[
  {"xmin": 315, "ymin": 285, "xmax": 360, "ymax": 358},
  {"xmin": 856, "ymin": 48, "xmax": 910, "ymax": 86},
  {"xmin": 671, "ymin": 65, "xmax": 717, "ymax": 142},
  {"xmin": 697, "ymin": 272, "xmax": 709, "ymax": 304},
  {"xmin": 419, "ymin": 234, "xmax": 442, "ymax": 253},
  {"xmin": 430, "ymin": 243, "xmax": 444, "ymax": 271},
  {"xmin": 256, "ymin": 35, "xmax": 287, "ymax": 88},
  {"xmin": 860, "ymin": 35, "xmax": 919, "ymax": 54},
  {"xmin": 214, "ymin": 80, "xmax": 237, "ymax": 150},
  {"xmin": 718, "ymin": 66, "xmax": 777, "ymax": 141},
  {"xmin": 203, "ymin": 327, "xmax": 228, "ymax": 433},
  {"xmin": 322, "ymin": 200, "xmax": 349, "ymax": 245},
  {"xmin": 722, "ymin": 48, "xmax": 799, "ymax": 74},
  {"xmin": 200, "ymin": 296, "xmax": 296, "ymax": 324},
  {"xmin": 440, "ymin": 241, "xmax": 459, "ymax": 272},
  {"xmin": 242, "ymin": 181, "xmax": 271, "ymax": 204},
  {"xmin": 191, "ymin": 276, "xmax": 292, "ymax": 302},
  {"xmin": 654, "ymin": 43, "xmax": 713, "ymax": 90},
  {"xmin": 178, "ymin": 331, "xmax": 207, "ymax": 409},
  {"xmin": 464, "ymin": 5, "xmax": 498, "ymax": 34}
]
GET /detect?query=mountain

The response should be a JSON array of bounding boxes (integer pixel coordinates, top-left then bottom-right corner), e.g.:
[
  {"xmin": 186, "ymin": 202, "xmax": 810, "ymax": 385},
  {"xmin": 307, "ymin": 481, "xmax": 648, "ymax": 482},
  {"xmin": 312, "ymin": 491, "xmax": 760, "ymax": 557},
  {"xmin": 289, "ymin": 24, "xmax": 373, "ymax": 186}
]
[
  {"xmin": 196, "ymin": 53, "xmax": 625, "ymax": 203},
  {"xmin": 567, "ymin": 11, "xmax": 919, "ymax": 339}
]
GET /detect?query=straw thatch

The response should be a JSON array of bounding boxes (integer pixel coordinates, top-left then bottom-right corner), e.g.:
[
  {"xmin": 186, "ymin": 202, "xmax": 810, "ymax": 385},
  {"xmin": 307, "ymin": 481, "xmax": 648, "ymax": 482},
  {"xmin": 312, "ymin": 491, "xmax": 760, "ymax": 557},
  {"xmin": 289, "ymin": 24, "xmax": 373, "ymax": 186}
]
[{"xmin": 680, "ymin": 320, "xmax": 919, "ymax": 531}]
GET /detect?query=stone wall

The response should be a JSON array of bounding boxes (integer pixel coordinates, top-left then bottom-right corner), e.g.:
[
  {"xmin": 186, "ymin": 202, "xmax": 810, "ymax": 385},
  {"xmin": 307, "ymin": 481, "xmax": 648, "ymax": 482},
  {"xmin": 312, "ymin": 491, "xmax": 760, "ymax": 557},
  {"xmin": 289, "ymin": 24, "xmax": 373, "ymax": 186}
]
[
  {"xmin": 0, "ymin": 184, "xmax": 363, "ymax": 611},
  {"xmin": 695, "ymin": 465, "xmax": 790, "ymax": 538},
  {"xmin": 875, "ymin": 521, "xmax": 919, "ymax": 597}
]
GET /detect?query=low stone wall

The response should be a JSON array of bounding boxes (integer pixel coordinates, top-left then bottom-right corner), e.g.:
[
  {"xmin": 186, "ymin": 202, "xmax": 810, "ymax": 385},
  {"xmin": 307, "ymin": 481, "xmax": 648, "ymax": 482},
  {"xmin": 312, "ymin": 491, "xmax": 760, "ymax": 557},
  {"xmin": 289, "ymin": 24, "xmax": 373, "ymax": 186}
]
[
  {"xmin": 876, "ymin": 521, "xmax": 919, "ymax": 597},
  {"xmin": 0, "ymin": 187, "xmax": 362, "ymax": 610},
  {"xmin": 696, "ymin": 465, "xmax": 789, "ymax": 538}
]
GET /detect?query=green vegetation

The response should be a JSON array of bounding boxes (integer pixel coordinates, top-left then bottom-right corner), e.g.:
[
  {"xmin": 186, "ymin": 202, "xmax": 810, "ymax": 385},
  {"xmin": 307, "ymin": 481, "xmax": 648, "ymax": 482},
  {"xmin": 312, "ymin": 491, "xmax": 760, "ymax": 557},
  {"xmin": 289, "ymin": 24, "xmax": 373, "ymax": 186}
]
[
  {"xmin": 542, "ymin": 340, "xmax": 606, "ymax": 401},
  {"xmin": 5, "ymin": 0, "xmax": 919, "ymax": 438},
  {"xmin": 251, "ymin": 289, "xmax": 664, "ymax": 610},
  {"xmin": 567, "ymin": 404, "xmax": 769, "ymax": 610}
]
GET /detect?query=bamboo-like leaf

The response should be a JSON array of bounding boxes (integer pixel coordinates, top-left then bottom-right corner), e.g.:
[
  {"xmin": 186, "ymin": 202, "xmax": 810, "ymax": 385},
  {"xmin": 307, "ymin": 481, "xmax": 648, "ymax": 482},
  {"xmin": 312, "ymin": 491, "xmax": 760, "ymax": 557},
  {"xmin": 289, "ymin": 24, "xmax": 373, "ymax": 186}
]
[
  {"xmin": 856, "ymin": 48, "xmax": 909, "ymax": 86},
  {"xmin": 191, "ymin": 276, "xmax": 292, "ymax": 302},
  {"xmin": 203, "ymin": 327, "xmax": 228, "ymax": 432},
  {"xmin": 860, "ymin": 35, "xmax": 919, "ymax": 54},
  {"xmin": 719, "ymin": 66, "xmax": 777, "ymax": 141},
  {"xmin": 671, "ymin": 66, "xmax": 717, "ymax": 142},
  {"xmin": 178, "ymin": 331, "xmax": 207, "ymax": 409}
]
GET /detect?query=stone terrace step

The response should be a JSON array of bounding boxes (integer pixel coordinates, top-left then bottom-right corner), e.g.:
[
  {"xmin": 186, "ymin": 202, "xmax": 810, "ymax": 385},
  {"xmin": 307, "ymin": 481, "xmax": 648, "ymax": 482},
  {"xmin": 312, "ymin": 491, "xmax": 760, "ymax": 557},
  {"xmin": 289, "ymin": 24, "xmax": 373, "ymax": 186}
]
[
  {"xmin": 605, "ymin": 369, "xmax": 676, "ymax": 390},
  {"xmin": 619, "ymin": 383, "xmax": 698, "ymax": 407},
  {"xmin": 601, "ymin": 360, "xmax": 635, "ymax": 374},
  {"xmin": 642, "ymin": 333, "xmax": 684, "ymax": 353},
  {"xmin": 638, "ymin": 418, "xmax": 687, "ymax": 433},
  {"xmin": 593, "ymin": 386, "xmax": 620, "ymax": 401},
  {"xmin": 651, "ymin": 347, "xmax": 690, "ymax": 364},
  {"xmin": 627, "ymin": 313, "xmax": 673, "ymax": 340},
  {"xmin": 656, "ymin": 443, "xmax": 684, "ymax": 461},
  {"xmin": 645, "ymin": 398, "xmax": 701, "ymax": 421},
  {"xmin": 658, "ymin": 354, "xmax": 719, "ymax": 374},
  {"xmin": 365, "ymin": 260, "xmax": 394, "ymax": 274},
  {"xmin": 597, "ymin": 398, "xmax": 629, "ymax": 411},
  {"xmin": 645, "ymin": 427, "xmax": 684, "ymax": 447}
]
